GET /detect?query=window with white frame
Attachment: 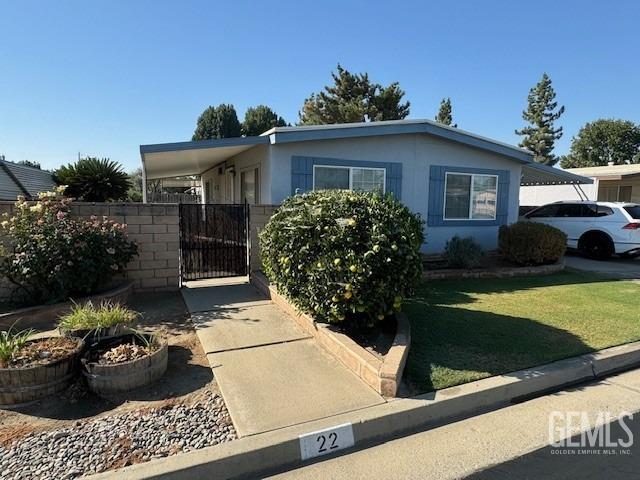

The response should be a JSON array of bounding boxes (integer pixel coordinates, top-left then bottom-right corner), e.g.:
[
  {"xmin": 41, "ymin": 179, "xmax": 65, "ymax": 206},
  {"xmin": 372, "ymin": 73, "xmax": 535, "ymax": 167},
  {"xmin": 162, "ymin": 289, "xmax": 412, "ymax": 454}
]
[
  {"xmin": 313, "ymin": 165, "xmax": 386, "ymax": 193},
  {"xmin": 444, "ymin": 172, "xmax": 498, "ymax": 220}
]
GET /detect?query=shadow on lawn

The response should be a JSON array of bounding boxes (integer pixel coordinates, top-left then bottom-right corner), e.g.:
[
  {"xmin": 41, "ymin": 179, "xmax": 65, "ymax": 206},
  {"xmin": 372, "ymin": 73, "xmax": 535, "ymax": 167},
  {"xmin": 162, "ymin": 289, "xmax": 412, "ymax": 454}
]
[
  {"xmin": 412, "ymin": 270, "xmax": 621, "ymax": 308},
  {"xmin": 403, "ymin": 305, "xmax": 594, "ymax": 393}
]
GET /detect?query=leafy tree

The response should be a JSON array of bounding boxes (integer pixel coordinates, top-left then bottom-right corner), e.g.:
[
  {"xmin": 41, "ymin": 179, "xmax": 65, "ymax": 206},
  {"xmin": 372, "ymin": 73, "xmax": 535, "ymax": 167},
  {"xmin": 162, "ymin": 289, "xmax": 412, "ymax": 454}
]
[
  {"xmin": 435, "ymin": 98, "xmax": 457, "ymax": 127},
  {"xmin": 17, "ymin": 160, "xmax": 41, "ymax": 169},
  {"xmin": 515, "ymin": 73, "xmax": 565, "ymax": 165},
  {"xmin": 192, "ymin": 104, "xmax": 242, "ymax": 140},
  {"xmin": 53, "ymin": 157, "xmax": 130, "ymax": 202},
  {"xmin": 560, "ymin": 119, "xmax": 640, "ymax": 168},
  {"xmin": 299, "ymin": 64, "xmax": 410, "ymax": 124},
  {"xmin": 242, "ymin": 105, "xmax": 287, "ymax": 136},
  {"xmin": 127, "ymin": 168, "xmax": 143, "ymax": 202}
]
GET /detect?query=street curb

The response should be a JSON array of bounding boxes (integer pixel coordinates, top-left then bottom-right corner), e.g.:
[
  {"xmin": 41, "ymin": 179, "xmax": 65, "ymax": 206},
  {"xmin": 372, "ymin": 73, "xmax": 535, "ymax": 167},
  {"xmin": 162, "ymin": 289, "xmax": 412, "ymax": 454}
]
[{"xmin": 89, "ymin": 341, "xmax": 640, "ymax": 480}]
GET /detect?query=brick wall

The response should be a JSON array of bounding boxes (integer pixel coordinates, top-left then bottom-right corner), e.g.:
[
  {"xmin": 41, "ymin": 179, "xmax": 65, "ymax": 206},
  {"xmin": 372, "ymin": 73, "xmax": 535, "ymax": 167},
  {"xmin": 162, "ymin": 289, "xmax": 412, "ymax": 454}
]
[
  {"xmin": 0, "ymin": 201, "xmax": 180, "ymax": 294},
  {"xmin": 249, "ymin": 204, "xmax": 278, "ymax": 273}
]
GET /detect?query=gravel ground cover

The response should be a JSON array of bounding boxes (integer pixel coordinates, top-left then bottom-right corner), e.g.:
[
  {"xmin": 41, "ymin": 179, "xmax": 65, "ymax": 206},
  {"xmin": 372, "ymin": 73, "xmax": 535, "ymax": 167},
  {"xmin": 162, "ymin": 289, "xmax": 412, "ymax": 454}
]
[
  {"xmin": 0, "ymin": 389, "xmax": 235, "ymax": 479},
  {"xmin": 0, "ymin": 291, "xmax": 236, "ymax": 479}
]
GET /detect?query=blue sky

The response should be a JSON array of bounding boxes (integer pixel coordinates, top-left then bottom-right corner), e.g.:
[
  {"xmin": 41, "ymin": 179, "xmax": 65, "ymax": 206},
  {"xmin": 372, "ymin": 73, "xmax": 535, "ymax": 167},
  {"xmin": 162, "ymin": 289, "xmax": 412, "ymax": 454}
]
[{"xmin": 1, "ymin": 0, "xmax": 638, "ymax": 172}]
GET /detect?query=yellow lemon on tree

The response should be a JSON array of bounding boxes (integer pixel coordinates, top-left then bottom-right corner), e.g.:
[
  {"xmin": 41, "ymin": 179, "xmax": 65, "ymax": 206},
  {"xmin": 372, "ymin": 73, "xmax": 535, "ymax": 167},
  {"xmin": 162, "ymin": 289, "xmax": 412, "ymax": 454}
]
[
  {"xmin": 349, "ymin": 265, "xmax": 357, "ymax": 273},
  {"xmin": 344, "ymin": 291, "xmax": 352, "ymax": 299},
  {"xmin": 333, "ymin": 258, "xmax": 341, "ymax": 266}
]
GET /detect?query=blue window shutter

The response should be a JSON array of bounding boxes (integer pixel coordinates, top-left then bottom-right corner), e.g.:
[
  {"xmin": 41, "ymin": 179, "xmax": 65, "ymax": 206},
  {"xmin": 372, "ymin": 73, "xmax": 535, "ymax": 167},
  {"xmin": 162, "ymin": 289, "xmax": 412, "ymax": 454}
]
[
  {"xmin": 291, "ymin": 156, "xmax": 402, "ymax": 198},
  {"xmin": 496, "ymin": 170, "xmax": 510, "ymax": 225},
  {"xmin": 428, "ymin": 165, "xmax": 509, "ymax": 227},
  {"xmin": 291, "ymin": 156, "xmax": 313, "ymax": 194},
  {"xmin": 427, "ymin": 165, "xmax": 445, "ymax": 226}
]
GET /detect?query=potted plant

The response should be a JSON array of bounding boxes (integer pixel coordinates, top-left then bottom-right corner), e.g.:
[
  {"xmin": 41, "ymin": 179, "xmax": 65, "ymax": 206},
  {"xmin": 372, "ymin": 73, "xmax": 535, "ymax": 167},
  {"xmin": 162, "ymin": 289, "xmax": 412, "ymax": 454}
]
[
  {"xmin": 58, "ymin": 301, "xmax": 138, "ymax": 342},
  {"xmin": 81, "ymin": 330, "xmax": 168, "ymax": 395},
  {"xmin": 0, "ymin": 326, "xmax": 83, "ymax": 406}
]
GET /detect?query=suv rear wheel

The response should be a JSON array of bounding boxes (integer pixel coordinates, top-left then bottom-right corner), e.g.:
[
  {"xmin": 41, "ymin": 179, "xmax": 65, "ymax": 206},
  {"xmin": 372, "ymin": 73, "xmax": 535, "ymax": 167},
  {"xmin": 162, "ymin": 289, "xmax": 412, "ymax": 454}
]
[{"xmin": 579, "ymin": 232, "xmax": 614, "ymax": 260}]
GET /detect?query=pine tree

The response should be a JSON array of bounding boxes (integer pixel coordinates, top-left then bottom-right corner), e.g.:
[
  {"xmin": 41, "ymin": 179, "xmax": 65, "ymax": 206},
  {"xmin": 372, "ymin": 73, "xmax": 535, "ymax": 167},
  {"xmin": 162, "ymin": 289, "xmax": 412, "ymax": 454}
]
[
  {"xmin": 192, "ymin": 104, "xmax": 242, "ymax": 140},
  {"xmin": 515, "ymin": 73, "xmax": 565, "ymax": 165},
  {"xmin": 434, "ymin": 98, "xmax": 456, "ymax": 127},
  {"xmin": 242, "ymin": 105, "xmax": 287, "ymax": 136},
  {"xmin": 299, "ymin": 64, "xmax": 410, "ymax": 124}
]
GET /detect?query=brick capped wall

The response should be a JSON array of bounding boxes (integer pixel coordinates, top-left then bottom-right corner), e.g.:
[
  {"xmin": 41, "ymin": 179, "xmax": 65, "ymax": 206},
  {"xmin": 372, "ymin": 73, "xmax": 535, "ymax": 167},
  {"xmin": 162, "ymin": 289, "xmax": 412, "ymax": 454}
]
[{"xmin": 0, "ymin": 201, "xmax": 180, "ymax": 295}]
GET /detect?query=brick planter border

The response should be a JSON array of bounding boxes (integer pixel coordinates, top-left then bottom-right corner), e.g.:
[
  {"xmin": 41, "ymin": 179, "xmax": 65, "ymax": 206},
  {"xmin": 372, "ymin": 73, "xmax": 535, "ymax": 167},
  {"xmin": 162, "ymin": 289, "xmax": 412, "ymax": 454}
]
[
  {"xmin": 251, "ymin": 272, "xmax": 409, "ymax": 397},
  {"xmin": 423, "ymin": 258, "xmax": 565, "ymax": 280},
  {"xmin": 0, "ymin": 281, "xmax": 133, "ymax": 331}
]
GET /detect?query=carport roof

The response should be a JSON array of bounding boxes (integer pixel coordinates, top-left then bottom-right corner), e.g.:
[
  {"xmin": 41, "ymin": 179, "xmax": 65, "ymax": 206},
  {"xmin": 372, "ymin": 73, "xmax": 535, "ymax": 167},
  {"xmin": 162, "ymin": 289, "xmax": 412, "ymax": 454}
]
[
  {"xmin": 521, "ymin": 162, "xmax": 593, "ymax": 186},
  {"xmin": 139, "ymin": 119, "xmax": 592, "ymax": 185}
]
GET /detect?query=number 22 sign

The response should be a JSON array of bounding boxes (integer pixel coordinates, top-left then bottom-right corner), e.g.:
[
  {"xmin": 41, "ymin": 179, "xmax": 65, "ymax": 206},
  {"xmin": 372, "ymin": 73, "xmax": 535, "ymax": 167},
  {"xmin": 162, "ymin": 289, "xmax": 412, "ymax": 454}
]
[{"xmin": 299, "ymin": 423, "xmax": 355, "ymax": 460}]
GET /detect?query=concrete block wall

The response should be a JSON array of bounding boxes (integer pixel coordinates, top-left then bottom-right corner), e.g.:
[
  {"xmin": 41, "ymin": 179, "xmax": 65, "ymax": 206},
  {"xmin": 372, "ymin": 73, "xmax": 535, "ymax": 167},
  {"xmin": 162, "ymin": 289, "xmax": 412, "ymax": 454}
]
[
  {"xmin": 249, "ymin": 204, "xmax": 279, "ymax": 273},
  {"xmin": 0, "ymin": 201, "xmax": 180, "ymax": 294}
]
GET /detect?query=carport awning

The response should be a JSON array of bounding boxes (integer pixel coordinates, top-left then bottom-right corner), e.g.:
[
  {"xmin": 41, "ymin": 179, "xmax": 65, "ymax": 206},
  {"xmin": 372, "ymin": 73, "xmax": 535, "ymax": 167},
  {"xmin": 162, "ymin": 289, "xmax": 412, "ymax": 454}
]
[
  {"xmin": 140, "ymin": 136, "xmax": 269, "ymax": 180},
  {"xmin": 520, "ymin": 163, "xmax": 593, "ymax": 186}
]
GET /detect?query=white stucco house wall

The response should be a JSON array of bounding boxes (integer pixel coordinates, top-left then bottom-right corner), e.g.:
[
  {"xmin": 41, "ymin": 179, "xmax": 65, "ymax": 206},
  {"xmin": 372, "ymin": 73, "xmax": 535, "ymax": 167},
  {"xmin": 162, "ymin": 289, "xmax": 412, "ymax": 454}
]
[{"xmin": 140, "ymin": 119, "xmax": 590, "ymax": 253}]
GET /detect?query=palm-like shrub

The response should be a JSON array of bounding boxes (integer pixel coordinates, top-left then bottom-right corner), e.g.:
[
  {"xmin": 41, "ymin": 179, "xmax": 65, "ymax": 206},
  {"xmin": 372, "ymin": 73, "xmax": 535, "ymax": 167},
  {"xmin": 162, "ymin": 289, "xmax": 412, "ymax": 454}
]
[
  {"xmin": 54, "ymin": 157, "xmax": 130, "ymax": 202},
  {"xmin": 0, "ymin": 189, "xmax": 138, "ymax": 304},
  {"xmin": 260, "ymin": 190, "xmax": 424, "ymax": 328}
]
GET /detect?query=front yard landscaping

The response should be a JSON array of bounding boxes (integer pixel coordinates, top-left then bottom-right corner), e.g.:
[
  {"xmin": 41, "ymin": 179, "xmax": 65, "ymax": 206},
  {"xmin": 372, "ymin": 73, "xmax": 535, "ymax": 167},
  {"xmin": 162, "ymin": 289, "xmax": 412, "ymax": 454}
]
[{"xmin": 404, "ymin": 270, "xmax": 640, "ymax": 393}]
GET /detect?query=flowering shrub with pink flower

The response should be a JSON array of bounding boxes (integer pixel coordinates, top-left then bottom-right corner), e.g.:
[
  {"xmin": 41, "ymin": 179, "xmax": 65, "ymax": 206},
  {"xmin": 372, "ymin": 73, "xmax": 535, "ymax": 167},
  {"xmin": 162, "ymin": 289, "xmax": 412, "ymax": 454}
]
[{"xmin": 0, "ymin": 187, "xmax": 138, "ymax": 304}]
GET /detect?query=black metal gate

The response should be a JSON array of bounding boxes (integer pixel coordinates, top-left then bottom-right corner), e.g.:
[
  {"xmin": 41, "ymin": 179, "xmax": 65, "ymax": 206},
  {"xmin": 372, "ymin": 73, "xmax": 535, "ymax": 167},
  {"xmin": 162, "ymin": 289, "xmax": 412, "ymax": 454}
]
[{"xmin": 178, "ymin": 204, "xmax": 249, "ymax": 281}]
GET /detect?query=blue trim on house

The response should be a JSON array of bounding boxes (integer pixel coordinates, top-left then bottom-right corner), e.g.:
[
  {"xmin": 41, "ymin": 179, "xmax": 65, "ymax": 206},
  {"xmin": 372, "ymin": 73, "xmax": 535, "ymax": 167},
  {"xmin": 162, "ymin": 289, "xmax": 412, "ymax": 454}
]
[
  {"xmin": 291, "ymin": 156, "xmax": 402, "ymax": 198},
  {"xmin": 427, "ymin": 165, "xmax": 510, "ymax": 227},
  {"xmin": 140, "ymin": 135, "xmax": 269, "ymax": 155}
]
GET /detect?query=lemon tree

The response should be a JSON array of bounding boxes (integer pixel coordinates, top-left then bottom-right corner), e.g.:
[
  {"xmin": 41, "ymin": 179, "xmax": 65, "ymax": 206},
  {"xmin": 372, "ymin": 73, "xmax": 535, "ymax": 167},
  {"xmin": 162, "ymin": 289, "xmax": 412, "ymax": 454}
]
[{"xmin": 260, "ymin": 190, "xmax": 424, "ymax": 328}]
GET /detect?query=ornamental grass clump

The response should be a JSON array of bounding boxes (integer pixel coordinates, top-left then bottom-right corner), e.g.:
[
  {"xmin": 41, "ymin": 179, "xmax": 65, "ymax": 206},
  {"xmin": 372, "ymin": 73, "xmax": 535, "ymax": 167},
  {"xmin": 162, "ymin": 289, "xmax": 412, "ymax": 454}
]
[
  {"xmin": 0, "ymin": 188, "xmax": 138, "ymax": 304},
  {"xmin": 58, "ymin": 301, "xmax": 139, "ymax": 333},
  {"xmin": 0, "ymin": 325, "xmax": 34, "ymax": 368},
  {"xmin": 260, "ymin": 190, "xmax": 424, "ymax": 328}
]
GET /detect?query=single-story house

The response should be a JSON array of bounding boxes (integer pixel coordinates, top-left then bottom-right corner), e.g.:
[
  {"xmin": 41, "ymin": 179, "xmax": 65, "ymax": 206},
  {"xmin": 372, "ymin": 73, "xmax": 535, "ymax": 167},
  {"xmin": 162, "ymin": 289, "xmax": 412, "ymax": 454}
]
[
  {"xmin": 520, "ymin": 163, "xmax": 640, "ymax": 207},
  {"xmin": 0, "ymin": 158, "xmax": 55, "ymax": 201},
  {"xmin": 140, "ymin": 119, "xmax": 591, "ymax": 253}
]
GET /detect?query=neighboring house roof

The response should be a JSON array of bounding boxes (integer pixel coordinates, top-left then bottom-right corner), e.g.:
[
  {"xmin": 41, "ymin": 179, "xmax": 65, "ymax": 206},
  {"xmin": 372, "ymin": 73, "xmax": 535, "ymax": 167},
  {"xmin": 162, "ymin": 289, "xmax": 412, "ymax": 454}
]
[
  {"xmin": 139, "ymin": 119, "xmax": 591, "ymax": 185},
  {"xmin": 0, "ymin": 160, "xmax": 55, "ymax": 200},
  {"xmin": 565, "ymin": 164, "xmax": 640, "ymax": 180}
]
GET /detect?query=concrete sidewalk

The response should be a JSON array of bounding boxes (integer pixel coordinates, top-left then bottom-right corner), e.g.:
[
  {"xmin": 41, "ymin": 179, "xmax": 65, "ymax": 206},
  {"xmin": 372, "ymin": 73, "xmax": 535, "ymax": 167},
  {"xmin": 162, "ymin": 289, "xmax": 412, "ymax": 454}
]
[
  {"xmin": 182, "ymin": 279, "xmax": 385, "ymax": 437},
  {"xmin": 268, "ymin": 368, "xmax": 640, "ymax": 480}
]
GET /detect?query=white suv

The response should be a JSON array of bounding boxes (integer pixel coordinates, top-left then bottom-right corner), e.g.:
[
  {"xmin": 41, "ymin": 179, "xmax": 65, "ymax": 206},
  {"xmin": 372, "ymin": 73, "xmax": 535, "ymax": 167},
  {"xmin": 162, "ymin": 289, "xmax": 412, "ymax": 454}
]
[{"xmin": 524, "ymin": 201, "xmax": 640, "ymax": 259}]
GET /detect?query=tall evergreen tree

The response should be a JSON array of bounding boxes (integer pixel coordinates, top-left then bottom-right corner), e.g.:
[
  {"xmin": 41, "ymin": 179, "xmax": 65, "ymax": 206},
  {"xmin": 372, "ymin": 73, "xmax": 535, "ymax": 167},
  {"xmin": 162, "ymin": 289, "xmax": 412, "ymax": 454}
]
[
  {"xmin": 192, "ymin": 104, "xmax": 242, "ymax": 140},
  {"xmin": 299, "ymin": 64, "xmax": 410, "ymax": 124},
  {"xmin": 515, "ymin": 73, "xmax": 565, "ymax": 165},
  {"xmin": 242, "ymin": 105, "xmax": 287, "ymax": 136},
  {"xmin": 434, "ymin": 98, "xmax": 456, "ymax": 127}
]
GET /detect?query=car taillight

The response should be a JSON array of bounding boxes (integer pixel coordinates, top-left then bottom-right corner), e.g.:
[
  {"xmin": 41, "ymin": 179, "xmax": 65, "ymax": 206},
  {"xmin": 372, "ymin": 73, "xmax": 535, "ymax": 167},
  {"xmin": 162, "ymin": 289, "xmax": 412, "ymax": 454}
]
[{"xmin": 623, "ymin": 223, "xmax": 640, "ymax": 230}]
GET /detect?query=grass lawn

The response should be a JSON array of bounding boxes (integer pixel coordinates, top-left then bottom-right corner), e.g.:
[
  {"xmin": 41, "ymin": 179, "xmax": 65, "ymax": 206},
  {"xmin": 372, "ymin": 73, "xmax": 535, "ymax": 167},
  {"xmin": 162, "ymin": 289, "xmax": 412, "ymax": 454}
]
[{"xmin": 404, "ymin": 270, "xmax": 640, "ymax": 393}]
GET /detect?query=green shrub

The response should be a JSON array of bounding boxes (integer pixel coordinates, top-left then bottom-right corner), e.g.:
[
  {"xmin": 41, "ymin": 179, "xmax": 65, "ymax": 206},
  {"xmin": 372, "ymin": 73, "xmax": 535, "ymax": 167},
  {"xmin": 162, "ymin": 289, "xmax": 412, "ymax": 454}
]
[
  {"xmin": 260, "ymin": 190, "xmax": 424, "ymax": 327},
  {"xmin": 444, "ymin": 236, "xmax": 485, "ymax": 269},
  {"xmin": 0, "ymin": 325, "xmax": 34, "ymax": 367},
  {"xmin": 499, "ymin": 221, "xmax": 567, "ymax": 266},
  {"xmin": 0, "ymin": 189, "xmax": 138, "ymax": 304},
  {"xmin": 58, "ymin": 301, "xmax": 138, "ymax": 332}
]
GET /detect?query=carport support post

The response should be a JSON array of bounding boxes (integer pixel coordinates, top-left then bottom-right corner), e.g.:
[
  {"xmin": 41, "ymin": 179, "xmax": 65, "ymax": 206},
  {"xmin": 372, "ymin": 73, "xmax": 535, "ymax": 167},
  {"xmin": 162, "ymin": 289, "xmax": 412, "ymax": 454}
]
[{"xmin": 142, "ymin": 167, "xmax": 148, "ymax": 204}]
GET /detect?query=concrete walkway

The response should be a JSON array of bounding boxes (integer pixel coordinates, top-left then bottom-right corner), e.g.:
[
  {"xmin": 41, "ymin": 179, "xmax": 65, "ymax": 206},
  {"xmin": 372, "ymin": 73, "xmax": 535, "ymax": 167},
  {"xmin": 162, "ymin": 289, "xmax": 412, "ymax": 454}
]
[
  {"xmin": 182, "ymin": 279, "xmax": 385, "ymax": 437},
  {"xmin": 269, "ymin": 368, "xmax": 640, "ymax": 480},
  {"xmin": 565, "ymin": 253, "xmax": 640, "ymax": 280}
]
